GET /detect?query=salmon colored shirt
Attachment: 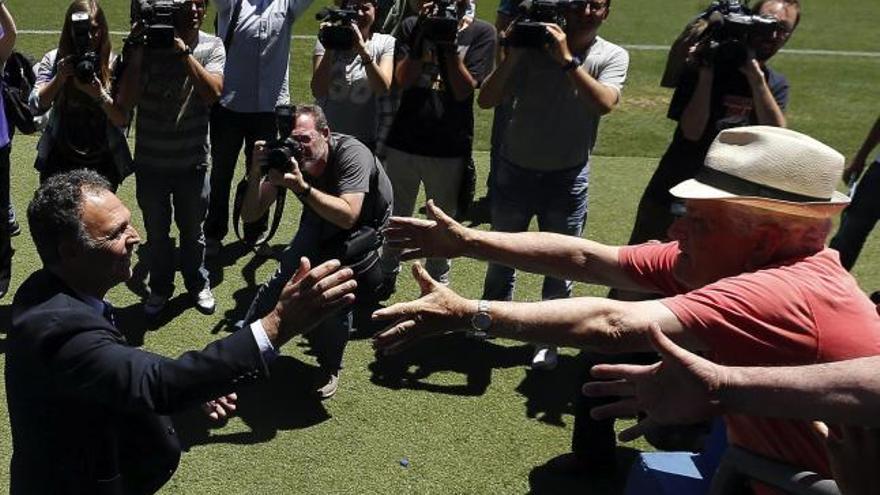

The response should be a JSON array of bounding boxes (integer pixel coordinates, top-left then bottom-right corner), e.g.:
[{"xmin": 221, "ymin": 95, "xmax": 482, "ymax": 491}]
[{"xmin": 621, "ymin": 242, "xmax": 880, "ymax": 493}]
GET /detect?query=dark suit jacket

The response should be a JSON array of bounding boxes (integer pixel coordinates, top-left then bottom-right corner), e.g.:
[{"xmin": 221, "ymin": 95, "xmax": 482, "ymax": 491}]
[{"xmin": 5, "ymin": 269, "xmax": 270, "ymax": 494}]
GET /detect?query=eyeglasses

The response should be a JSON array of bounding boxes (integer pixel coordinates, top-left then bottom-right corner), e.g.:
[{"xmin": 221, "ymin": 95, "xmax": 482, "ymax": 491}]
[{"xmin": 568, "ymin": 0, "xmax": 607, "ymax": 11}]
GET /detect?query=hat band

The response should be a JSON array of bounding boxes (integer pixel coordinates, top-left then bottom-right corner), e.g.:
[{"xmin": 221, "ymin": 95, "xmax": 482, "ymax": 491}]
[{"xmin": 696, "ymin": 168, "xmax": 830, "ymax": 203}]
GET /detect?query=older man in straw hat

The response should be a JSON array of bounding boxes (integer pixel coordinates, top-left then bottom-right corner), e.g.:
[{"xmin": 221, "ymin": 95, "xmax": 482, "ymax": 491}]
[{"xmin": 372, "ymin": 126, "xmax": 880, "ymax": 490}]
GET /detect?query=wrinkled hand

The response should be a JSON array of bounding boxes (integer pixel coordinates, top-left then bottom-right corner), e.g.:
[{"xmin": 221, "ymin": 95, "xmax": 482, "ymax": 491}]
[
  {"xmin": 56, "ymin": 56, "xmax": 75, "ymax": 82},
  {"xmin": 383, "ymin": 200, "xmax": 470, "ymax": 261},
  {"xmin": 813, "ymin": 422, "xmax": 880, "ymax": 495},
  {"xmin": 584, "ymin": 323, "xmax": 725, "ymax": 442},
  {"xmin": 270, "ymin": 258, "xmax": 357, "ymax": 345},
  {"xmin": 543, "ymin": 23, "xmax": 571, "ymax": 66},
  {"xmin": 202, "ymin": 393, "xmax": 237, "ymax": 421},
  {"xmin": 173, "ymin": 36, "xmax": 189, "ymax": 57},
  {"xmin": 739, "ymin": 52, "xmax": 765, "ymax": 83},
  {"xmin": 72, "ymin": 74, "xmax": 105, "ymax": 100},
  {"xmin": 351, "ymin": 22, "xmax": 368, "ymax": 56},
  {"xmin": 372, "ymin": 262, "xmax": 473, "ymax": 354},
  {"xmin": 267, "ymin": 157, "xmax": 309, "ymax": 195}
]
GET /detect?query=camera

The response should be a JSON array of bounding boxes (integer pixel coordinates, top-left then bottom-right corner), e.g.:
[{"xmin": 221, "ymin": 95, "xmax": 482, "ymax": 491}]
[
  {"xmin": 316, "ymin": 4, "xmax": 359, "ymax": 51},
  {"xmin": 422, "ymin": 0, "xmax": 459, "ymax": 45},
  {"xmin": 505, "ymin": 0, "xmax": 578, "ymax": 49},
  {"xmin": 70, "ymin": 12, "xmax": 99, "ymax": 83},
  {"xmin": 262, "ymin": 105, "xmax": 305, "ymax": 175},
  {"xmin": 130, "ymin": 0, "xmax": 191, "ymax": 49},
  {"xmin": 693, "ymin": 0, "xmax": 780, "ymax": 67}
]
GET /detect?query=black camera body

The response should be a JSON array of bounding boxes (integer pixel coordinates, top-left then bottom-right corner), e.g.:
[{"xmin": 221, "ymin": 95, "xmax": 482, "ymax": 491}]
[
  {"xmin": 316, "ymin": 6, "xmax": 359, "ymax": 51},
  {"xmin": 70, "ymin": 12, "xmax": 99, "ymax": 83},
  {"xmin": 506, "ymin": 0, "xmax": 574, "ymax": 49},
  {"xmin": 263, "ymin": 105, "xmax": 305, "ymax": 175},
  {"xmin": 696, "ymin": 0, "xmax": 780, "ymax": 67},
  {"xmin": 422, "ymin": 0, "xmax": 459, "ymax": 46},
  {"xmin": 131, "ymin": 0, "xmax": 191, "ymax": 50}
]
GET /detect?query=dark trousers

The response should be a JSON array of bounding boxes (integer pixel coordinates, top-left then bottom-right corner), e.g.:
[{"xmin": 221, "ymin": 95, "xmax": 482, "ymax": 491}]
[
  {"xmin": 830, "ymin": 161, "xmax": 880, "ymax": 270},
  {"xmin": 0, "ymin": 145, "xmax": 11, "ymax": 295},
  {"xmin": 205, "ymin": 105, "xmax": 274, "ymax": 243}
]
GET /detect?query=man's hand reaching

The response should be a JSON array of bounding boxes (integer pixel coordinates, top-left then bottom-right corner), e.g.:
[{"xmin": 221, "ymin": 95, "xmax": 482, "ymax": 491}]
[
  {"xmin": 584, "ymin": 323, "xmax": 726, "ymax": 442},
  {"xmin": 372, "ymin": 262, "xmax": 473, "ymax": 354},
  {"xmin": 202, "ymin": 393, "xmax": 237, "ymax": 421},
  {"xmin": 382, "ymin": 200, "xmax": 471, "ymax": 261}
]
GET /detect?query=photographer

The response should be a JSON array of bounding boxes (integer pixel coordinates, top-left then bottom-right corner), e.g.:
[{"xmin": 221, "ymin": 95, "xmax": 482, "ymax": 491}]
[
  {"xmin": 0, "ymin": 0, "xmax": 16, "ymax": 299},
  {"xmin": 476, "ymin": 0, "xmax": 628, "ymax": 369},
  {"xmin": 241, "ymin": 104, "xmax": 393, "ymax": 398},
  {"xmin": 377, "ymin": 0, "xmax": 495, "ymax": 294},
  {"xmin": 625, "ymin": 0, "xmax": 798, "ymax": 250},
  {"xmin": 311, "ymin": 0, "xmax": 395, "ymax": 151},
  {"xmin": 115, "ymin": 0, "xmax": 224, "ymax": 317},
  {"xmin": 29, "ymin": 0, "xmax": 132, "ymax": 190}
]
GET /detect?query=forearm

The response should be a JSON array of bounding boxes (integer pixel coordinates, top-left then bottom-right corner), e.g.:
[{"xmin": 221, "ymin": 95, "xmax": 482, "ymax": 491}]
[
  {"xmin": 395, "ymin": 56, "xmax": 423, "ymax": 89},
  {"xmin": 98, "ymin": 92, "xmax": 131, "ymax": 128},
  {"xmin": 749, "ymin": 75, "xmax": 786, "ymax": 127},
  {"xmin": 566, "ymin": 67, "xmax": 618, "ymax": 115},
  {"xmin": 37, "ymin": 77, "xmax": 66, "ymax": 110},
  {"xmin": 442, "ymin": 50, "xmax": 476, "ymax": 102},
  {"xmin": 721, "ymin": 357, "xmax": 880, "ymax": 426},
  {"xmin": 679, "ymin": 69, "xmax": 713, "ymax": 141},
  {"xmin": 184, "ymin": 56, "xmax": 223, "ymax": 105},
  {"xmin": 476, "ymin": 55, "xmax": 516, "ymax": 108},
  {"xmin": 311, "ymin": 54, "xmax": 333, "ymax": 99},
  {"xmin": 301, "ymin": 188, "xmax": 359, "ymax": 229},
  {"xmin": 0, "ymin": 3, "xmax": 17, "ymax": 60},
  {"xmin": 362, "ymin": 54, "xmax": 392, "ymax": 94},
  {"xmin": 241, "ymin": 177, "xmax": 275, "ymax": 222}
]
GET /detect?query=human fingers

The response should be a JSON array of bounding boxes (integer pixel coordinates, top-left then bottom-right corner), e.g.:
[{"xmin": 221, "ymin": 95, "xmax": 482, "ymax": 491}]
[
  {"xmin": 398, "ymin": 248, "xmax": 427, "ymax": 262},
  {"xmin": 411, "ymin": 262, "xmax": 437, "ymax": 294},
  {"xmin": 618, "ymin": 417, "xmax": 660, "ymax": 443},
  {"xmin": 590, "ymin": 398, "xmax": 640, "ymax": 422},
  {"xmin": 581, "ymin": 378, "xmax": 636, "ymax": 398},
  {"xmin": 297, "ymin": 259, "xmax": 344, "ymax": 291},
  {"xmin": 373, "ymin": 319, "xmax": 420, "ymax": 354},
  {"xmin": 372, "ymin": 300, "xmax": 419, "ymax": 322},
  {"xmin": 313, "ymin": 276, "xmax": 358, "ymax": 306},
  {"xmin": 589, "ymin": 362, "xmax": 657, "ymax": 381},
  {"xmin": 309, "ymin": 265, "xmax": 355, "ymax": 295},
  {"xmin": 286, "ymin": 257, "xmax": 312, "ymax": 288},
  {"xmin": 647, "ymin": 322, "xmax": 698, "ymax": 367}
]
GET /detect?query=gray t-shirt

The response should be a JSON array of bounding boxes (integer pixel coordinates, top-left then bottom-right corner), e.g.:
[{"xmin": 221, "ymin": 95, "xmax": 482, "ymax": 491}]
[
  {"xmin": 314, "ymin": 33, "xmax": 395, "ymax": 145},
  {"xmin": 134, "ymin": 31, "xmax": 226, "ymax": 172},
  {"xmin": 501, "ymin": 36, "xmax": 629, "ymax": 171}
]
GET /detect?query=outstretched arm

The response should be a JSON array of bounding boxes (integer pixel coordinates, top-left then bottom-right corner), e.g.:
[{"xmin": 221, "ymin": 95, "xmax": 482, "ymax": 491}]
[{"xmin": 383, "ymin": 200, "xmax": 647, "ymax": 291}]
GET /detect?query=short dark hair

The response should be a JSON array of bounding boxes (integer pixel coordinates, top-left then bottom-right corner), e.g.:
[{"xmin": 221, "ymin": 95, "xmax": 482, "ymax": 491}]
[
  {"xmin": 28, "ymin": 170, "xmax": 112, "ymax": 267},
  {"xmin": 752, "ymin": 0, "xmax": 801, "ymax": 27},
  {"xmin": 294, "ymin": 104, "xmax": 330, "ymax": 132}
]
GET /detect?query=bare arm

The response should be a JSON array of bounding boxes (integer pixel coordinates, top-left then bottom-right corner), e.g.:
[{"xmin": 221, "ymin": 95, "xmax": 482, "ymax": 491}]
[
  {"xmin": 544, "ymin": 24, "xmax": 619, "ymax": 115},
  {"xmin": 440, "ymin": 45, "xmax": 477, "ymax": 102},
  {"xmin": 311, "ymin": 39, "xmax": 334, "ymax": 99},
  {"xmin": 355, "ymin": 28, "xmax": 393, "ymax": 94},
  {"xmin": 178, "ymin": 42, "xmax": 223, "ymax": 105},
  {"xmin": 372, "ymin": 262, "xmax": 701, "ymax": 355},
  {"xmin": 476, "ymin": 48, "xmax": 520, "ymax": 109},
  {"xmin": 0, "ymin": 2, "xmax": 17, "ymax": 62},
  {"xmin": 742, "ymin": 59, "xmax": 785, "ymax": 128},
  {"xmin": 678, "ymin": 66, "xmax": 713, "ymax": 141}
]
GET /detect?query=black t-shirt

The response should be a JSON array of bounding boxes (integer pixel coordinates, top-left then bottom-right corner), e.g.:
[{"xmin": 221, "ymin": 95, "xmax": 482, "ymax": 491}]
[
  {"xmin": 385, "ymin": 16, "xmax": 496, "ymax": 157},
  {"xmin": 644, "ymin": 64, "xmax": 789, "ymax": 201},
  {"xmin": 304, "ymin": 133, "xmax": 394, "ymax": 238}
]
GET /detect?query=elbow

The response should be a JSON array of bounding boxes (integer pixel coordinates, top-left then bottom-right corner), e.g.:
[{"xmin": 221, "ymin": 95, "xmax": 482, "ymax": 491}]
[
  {"xmin": 338, "ymin": 216, "xmax": 358, "ymax": 230},
  {"xmin": 595, "ymin": 101, "xmax": 615, "ymax": 116}
]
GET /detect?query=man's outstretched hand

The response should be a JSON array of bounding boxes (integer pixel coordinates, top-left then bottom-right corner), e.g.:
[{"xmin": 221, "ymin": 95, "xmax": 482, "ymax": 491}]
[
  {"xmin": 383, "ymin": 200, "xmax": 471, "ymax": 262},
  {"xmin": 262, "ymin": 258, "xmax": 357, "ymax": 347},
  {"xmin": 372, "ymin": 262, "xmax": 473, "ymax": 354},
  {"xmin": 202, "ymin": 393, "xmax": 238, "ymax": 421},
  {"xmin": 583, "ymin": 323, "xmax": 726, "ymax": 442}
]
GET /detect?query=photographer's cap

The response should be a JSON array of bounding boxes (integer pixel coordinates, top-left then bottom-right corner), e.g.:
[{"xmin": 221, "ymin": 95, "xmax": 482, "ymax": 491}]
[{"xmin": 669, "ymin": 126, "xmax": 849, "ymax": 218}]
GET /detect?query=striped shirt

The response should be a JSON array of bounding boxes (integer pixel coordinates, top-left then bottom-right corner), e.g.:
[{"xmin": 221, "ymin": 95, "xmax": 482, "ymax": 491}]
[{"xmin": 134, "ymin": 31, "xmax": 225, "ymax": 172}]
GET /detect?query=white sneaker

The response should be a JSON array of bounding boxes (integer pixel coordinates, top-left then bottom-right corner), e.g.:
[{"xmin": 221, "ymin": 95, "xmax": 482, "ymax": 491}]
[
  {"xmin": 531, "ymin": 345, "xmax": 558, "ymax": 370},
  {"xmin": 193, "ymin": 287, "xmax": 216, "ymax": 315},
  {"xmin": 143, "ymin": 293, "xmax": 168, "ymax": 318}
]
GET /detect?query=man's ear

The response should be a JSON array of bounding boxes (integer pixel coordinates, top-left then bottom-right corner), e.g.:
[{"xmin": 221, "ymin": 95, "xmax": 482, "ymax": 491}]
[{"xmin": 321, "ymin": 126, "xmax": 331, "ymax": 140}]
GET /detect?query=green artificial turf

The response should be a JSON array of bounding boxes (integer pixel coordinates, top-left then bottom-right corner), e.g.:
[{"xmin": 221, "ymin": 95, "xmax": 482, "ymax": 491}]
[{"xmin": 1, "ymin": 0, "xmax": 878, "ymax": 493}]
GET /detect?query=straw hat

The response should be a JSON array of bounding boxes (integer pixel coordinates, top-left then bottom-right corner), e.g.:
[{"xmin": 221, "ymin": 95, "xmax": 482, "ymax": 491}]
[{"xmin": 670, "ymin": 126, "xmax": 850, "ymax": 218}]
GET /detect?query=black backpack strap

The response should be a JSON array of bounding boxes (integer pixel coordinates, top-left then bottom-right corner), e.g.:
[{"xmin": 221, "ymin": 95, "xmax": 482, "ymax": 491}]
[
  {"xmin": 219, "ymin": 0, "xmax": 244, "ymax": 50},
  {"xmin": 231, "ymin": 177, "xmax": 287, "ymax": 253}
]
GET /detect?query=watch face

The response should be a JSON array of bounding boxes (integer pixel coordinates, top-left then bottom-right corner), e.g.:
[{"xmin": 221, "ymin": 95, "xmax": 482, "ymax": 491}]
[{"xmin": 473, "ymin": 312, "xmax": 491, "ymax": 331}]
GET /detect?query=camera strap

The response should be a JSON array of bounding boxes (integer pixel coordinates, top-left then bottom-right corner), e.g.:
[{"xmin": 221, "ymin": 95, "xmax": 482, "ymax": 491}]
[{"xmin": 231, "ymin": 178, "xmax": 287, "ymax": 254}]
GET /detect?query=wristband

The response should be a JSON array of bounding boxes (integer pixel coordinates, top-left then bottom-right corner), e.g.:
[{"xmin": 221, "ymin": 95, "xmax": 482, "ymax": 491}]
[
  {"xmin": 179, "ymin": 46, "xmax": 193, "ymax": 58},
  {"xmin": 561, "ymin": 56, "xmax": 582, "ymax": 72},
  {"xmin": 96, "ymin": 89, "xmax": 113, "ymax": 106},
  {"xmin": 295, "ymin": 182, "xmax": 312, "ymax": 200}
]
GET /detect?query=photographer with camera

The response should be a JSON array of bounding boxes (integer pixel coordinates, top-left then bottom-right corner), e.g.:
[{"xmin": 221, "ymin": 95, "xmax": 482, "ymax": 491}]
[
  {"xmin": 311, "ymin": 0, "xmax": 395, "ymax": 151},
  {"xmin": 625, "ymin": 0, "xmax": 798, "ymax": 253},
  {"xmin": 114, "ymin": 0, "xmax": 224, "ymax": 317},
  {"xmin": 377, "ymin": 0, "xmax": 495, "ymax": 295},
  {"xmin": 241, "ymin": 104, "xmax": 393, "ymax": 398},
  {"xmin": 29, "ymin": 0, "xmax": 132, "ymax": 190},
  {"xmin": 476, "ymin": 0, "xmax": 628, "ymax": 370}
]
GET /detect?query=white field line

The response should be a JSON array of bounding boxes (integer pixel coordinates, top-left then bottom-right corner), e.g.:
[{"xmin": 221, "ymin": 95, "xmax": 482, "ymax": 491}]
[{"xmin": 18, "ymin": 29, "xmax": 880, "ymax": 58}]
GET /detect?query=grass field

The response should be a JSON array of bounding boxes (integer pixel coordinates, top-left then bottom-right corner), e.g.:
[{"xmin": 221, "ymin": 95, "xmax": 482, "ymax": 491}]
[{"xmin": 1, "ymin": 0, "xmax": 879, "ymax": 493}]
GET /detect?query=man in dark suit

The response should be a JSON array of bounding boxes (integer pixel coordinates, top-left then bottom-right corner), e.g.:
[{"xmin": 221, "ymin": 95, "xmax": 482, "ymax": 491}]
[{"xmin": 5, "ymin": 169, "xmax": 357, "ymax": 494}]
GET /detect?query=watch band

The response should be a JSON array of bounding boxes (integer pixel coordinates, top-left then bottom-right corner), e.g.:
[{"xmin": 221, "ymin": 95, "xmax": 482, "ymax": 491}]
[
  {"xmin": 295, "ymin": 182, "xmax": 312, "ymax": 201},
  {"xmin": 468, "ymin": 300, "xmax": 492, "ymax": 339},
  {"xmin": 561, "ymin": 55, "xmax": 582, "ymax": 72}
]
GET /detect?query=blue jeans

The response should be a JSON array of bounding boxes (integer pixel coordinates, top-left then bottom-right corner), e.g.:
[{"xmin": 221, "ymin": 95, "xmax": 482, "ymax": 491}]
[
  {"xmin": 482, "ymin": 158, "xmax": 590, "ymax": 302},
  {"xmin": 135, "ymin": 167, "xmax": 211, "ymax": 297},
  {"xmin": 244, "ymin": 211, "xmax": 351, "ymax": 373},
  {"xmin": 830, "ymin": 160, "xmax": 880, "ymax": 270}
]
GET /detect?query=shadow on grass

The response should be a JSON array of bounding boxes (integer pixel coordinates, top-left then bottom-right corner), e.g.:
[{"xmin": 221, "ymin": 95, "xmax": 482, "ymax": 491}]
[
  {"xmin": 527, "ymin": 449, "xmax": 640, "ymax": 495},
  {"xmin": 173, "ymin": 355, "xmax": 329, "ymax": 450}
]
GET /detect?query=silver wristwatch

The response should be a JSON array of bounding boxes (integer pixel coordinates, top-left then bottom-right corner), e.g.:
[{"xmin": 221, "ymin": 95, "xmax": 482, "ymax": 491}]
[{"xmin": 468, "ymin": 300, "xmax": 492, "ymax": 339}]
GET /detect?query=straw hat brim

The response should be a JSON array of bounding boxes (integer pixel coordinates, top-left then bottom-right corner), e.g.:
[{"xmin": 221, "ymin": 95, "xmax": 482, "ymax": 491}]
[{"xmin": 670, "ymin": 178, "xmax": 850, "ymax": 219}]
